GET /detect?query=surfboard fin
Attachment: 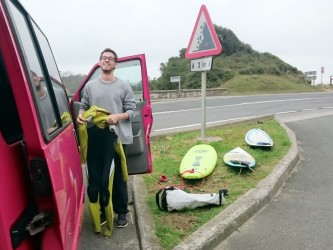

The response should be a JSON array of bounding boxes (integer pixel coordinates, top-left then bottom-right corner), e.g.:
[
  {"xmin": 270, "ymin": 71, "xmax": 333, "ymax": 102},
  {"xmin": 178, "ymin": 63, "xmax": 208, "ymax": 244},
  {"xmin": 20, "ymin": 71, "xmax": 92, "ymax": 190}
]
[{"xmin": 230, "ymin": 160, "xmax": 250, "ymax": 167}]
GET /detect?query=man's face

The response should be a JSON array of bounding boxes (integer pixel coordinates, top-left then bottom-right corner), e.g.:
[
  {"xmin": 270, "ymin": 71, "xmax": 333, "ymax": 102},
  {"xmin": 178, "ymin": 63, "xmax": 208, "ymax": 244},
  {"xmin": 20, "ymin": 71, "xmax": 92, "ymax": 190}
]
[{"xmin": 99, "ymin": 52, "xmax": 117, "ymax": 74}]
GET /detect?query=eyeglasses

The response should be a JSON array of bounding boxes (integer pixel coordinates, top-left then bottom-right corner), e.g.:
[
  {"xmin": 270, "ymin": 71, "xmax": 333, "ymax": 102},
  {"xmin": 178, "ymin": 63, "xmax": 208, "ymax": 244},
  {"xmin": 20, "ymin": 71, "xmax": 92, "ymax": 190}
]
[{"xmin": 101, "ymin": 56, "xmax": 116, "ymax": 62}]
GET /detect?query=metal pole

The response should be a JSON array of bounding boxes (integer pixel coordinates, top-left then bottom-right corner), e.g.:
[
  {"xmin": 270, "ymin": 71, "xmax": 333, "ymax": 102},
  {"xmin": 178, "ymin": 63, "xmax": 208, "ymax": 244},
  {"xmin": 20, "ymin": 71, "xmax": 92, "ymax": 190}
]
[
  {"xmin": 178, "ymin": 79, "xmax": 181, "ymax": 98},
  {"xmin": 201, "ymin": 71, "xmax": 207, "ymax": 139}
]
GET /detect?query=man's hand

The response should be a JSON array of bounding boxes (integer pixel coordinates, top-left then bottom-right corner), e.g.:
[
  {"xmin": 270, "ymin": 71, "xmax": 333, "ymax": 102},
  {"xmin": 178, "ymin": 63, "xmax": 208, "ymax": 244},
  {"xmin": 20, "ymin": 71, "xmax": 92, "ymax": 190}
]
[
  {"xmin": 77, "ymin": 114, "xmax": 85, "ymax": 125},
  {"xmin": 107, "ymin": 114, "xmax": 119, "ymax": 125}
]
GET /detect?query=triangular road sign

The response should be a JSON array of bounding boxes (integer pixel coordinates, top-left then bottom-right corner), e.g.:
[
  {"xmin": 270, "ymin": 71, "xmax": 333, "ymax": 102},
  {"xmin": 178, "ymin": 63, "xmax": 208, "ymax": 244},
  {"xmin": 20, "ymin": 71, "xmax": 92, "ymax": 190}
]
[{"xmin": 185, "ymin": 5, "xmax": 222, "ymax": 59}]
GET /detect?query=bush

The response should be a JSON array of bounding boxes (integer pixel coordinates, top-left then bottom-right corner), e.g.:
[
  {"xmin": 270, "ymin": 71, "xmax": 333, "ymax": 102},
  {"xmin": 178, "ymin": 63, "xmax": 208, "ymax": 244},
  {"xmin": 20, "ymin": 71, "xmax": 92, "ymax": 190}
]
[{"xmin": 266, "ymin": 65, "xmax": 281, "ymax": 75}]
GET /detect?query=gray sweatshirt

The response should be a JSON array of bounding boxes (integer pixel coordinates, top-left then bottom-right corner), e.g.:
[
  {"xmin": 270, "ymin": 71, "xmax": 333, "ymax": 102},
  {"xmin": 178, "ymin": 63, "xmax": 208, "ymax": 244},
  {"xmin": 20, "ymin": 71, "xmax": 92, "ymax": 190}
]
[{"xmin": 80, "ymin": 77, "xmax": 136, "ymax": 144}]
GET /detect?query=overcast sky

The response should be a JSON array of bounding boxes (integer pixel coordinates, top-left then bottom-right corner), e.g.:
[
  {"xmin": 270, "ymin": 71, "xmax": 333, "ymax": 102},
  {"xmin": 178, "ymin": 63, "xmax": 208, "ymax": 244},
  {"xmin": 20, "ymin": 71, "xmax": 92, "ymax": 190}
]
[{"xmin": 22, "ymin": 0, "xmax": 332, "ymax": 84}]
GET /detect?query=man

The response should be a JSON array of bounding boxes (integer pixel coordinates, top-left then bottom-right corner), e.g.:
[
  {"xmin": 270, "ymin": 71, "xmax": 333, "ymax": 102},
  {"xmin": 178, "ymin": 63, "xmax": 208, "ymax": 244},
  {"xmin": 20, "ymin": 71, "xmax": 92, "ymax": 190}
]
[{"xmin": 77, "ymin": 48, "xmax": 136, "ymax": 229}]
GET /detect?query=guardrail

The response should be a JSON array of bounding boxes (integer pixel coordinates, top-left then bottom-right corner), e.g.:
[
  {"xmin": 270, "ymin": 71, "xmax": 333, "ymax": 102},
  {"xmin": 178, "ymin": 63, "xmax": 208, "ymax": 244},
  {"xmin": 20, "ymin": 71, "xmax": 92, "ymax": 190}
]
[
  {"xmin": 67, "ymin": 87, "xmax": 227, "ymax": 100},
  {"xmin": 148, "ymin": 87, "xmax": 227, "ymax": 100}
]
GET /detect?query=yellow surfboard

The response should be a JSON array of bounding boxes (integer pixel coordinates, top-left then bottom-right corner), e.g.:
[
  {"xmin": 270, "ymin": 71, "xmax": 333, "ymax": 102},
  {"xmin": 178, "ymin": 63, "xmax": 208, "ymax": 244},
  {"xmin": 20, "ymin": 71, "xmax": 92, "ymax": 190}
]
[{"xmin": 179, "ymin": 144, "xmax": 217, "ymax": 179}]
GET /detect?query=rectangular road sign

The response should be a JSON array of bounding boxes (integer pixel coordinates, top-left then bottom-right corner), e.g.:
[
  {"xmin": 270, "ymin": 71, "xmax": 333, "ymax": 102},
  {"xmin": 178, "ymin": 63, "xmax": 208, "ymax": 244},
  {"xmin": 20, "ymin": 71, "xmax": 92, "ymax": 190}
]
[
  {"xmin": 304, "ymin": 71, "xmax": 317, "ymax": 75},
  {"xmin": 170, "ymin": 76, "xmax": 180, "ymax": 83},
  {"xmin": 191, "ymin": 57, "xmax": 212, "ymax": 72}
]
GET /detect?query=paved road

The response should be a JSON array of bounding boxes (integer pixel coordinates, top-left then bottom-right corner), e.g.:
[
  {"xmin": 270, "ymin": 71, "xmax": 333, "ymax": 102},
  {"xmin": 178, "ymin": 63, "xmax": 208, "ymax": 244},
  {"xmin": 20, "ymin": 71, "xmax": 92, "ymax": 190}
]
[
  {"xmin": 151, "ymin": 92, "xmax": 333, "ymax": 135},
  {"xmin": 215, "ymin": 114, "xmax": 333, "ymax": 250}
]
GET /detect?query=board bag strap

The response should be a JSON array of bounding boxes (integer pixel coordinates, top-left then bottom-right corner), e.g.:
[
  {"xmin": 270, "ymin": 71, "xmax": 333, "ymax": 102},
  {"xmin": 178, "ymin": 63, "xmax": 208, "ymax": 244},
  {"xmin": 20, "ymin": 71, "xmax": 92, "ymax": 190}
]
[{"xmin": 156, "ymin": 186, "xmax": 175, "ymax": 211}]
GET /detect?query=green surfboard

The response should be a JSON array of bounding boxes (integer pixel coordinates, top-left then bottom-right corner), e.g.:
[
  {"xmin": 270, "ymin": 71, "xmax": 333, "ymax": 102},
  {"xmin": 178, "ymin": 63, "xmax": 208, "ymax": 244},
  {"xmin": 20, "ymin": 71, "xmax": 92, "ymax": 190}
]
[{"xmin": 180, "ymin": 144, "xmax": 217, "ymax": 179}]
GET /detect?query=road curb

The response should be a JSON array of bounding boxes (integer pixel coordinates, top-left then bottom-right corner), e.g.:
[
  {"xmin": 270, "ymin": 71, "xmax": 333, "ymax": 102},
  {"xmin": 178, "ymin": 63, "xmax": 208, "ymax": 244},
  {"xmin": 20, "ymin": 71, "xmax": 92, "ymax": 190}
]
[
  {"xmin": 132, "ymin": 175, "xmax": 162, "ymax": 249},
  {"xmin": 133, "ymin": 118, "xmax": 299, "ymax": 250}
]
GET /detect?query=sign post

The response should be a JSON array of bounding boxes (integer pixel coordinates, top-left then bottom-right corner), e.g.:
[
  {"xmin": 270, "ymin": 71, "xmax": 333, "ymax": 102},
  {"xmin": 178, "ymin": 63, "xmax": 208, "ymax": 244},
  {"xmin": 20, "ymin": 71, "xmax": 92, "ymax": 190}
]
[
  {"xmin": 201, "ymin": 71, "xmax": 207, "ymax": 136},
  {"xmin": 170, "ymin": 76, "xmax": 181, "ymax": 98},
  {"xmin": 321, "ymin": 66, "xmax": 325, "ymax": 84},
  {"xmin": 185, "ymin": 5, "xmax": 222, "ymax": 139}
]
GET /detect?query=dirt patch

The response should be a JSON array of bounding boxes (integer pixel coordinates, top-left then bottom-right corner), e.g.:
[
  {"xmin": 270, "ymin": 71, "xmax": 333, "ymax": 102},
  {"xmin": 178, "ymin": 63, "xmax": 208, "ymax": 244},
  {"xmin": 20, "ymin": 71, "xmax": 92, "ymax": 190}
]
[{"xmin": 163, "ymin": 212, "xmax": 199, "ymax": 231}]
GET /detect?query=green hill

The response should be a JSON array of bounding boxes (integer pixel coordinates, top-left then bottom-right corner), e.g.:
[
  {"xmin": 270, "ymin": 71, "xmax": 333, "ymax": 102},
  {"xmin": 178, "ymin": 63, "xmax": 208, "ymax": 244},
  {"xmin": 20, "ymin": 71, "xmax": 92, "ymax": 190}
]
[
  {"xmin": 60, "ymin": 72, "xmax": 86, "ymax": 96},
  {"xmin": 61, "ymin": 25, "xmax": 331, "ymax": 96},
  {"xmin": 150, "ymin": 25, "xmax": 324, "ymax": 94}
]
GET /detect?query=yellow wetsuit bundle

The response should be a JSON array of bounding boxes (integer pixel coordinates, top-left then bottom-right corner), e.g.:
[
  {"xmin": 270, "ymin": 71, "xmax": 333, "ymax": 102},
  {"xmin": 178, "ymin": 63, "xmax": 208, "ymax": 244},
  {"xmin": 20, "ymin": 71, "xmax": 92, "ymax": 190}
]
[
  {"xmin": 78, "ymin": 105, "xmax": 128, "ymax": 181},
  {"xmin": 78, "ymin": 105, "xmax": 128, "ymax": 235}
]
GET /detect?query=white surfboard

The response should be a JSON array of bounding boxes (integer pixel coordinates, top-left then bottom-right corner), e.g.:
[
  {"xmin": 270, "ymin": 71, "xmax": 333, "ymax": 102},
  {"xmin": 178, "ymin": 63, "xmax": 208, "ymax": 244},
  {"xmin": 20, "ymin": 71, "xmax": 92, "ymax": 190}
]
[
  {"xmin": 245, "ymin": 128, "xmax": 273, "ymax": 147},
  {"xmin": 223, "ymin": 147, "xmax": 256, "ymax": 168}
]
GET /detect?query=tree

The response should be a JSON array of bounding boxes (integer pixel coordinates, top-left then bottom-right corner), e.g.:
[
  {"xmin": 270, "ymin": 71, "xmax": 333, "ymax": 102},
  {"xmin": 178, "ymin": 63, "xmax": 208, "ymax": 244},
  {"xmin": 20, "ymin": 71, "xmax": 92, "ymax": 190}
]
[{"xmin": 214, "ymin": 25, "xmax": 253, "ymax": 56}]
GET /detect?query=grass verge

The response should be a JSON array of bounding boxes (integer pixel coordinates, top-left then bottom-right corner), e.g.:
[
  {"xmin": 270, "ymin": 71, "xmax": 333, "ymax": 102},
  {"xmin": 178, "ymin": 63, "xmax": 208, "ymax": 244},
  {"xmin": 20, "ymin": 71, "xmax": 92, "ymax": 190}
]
[{"xmin": 143, "ymin": 117, "xmax": 291, "ymax": 249}]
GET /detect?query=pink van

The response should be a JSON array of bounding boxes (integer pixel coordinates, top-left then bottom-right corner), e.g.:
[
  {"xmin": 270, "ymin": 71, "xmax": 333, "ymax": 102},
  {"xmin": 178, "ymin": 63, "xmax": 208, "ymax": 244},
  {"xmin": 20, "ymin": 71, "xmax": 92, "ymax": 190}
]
[{"xmin": 0, "ymin": 0, "xmax": 153, "ymax": 249}]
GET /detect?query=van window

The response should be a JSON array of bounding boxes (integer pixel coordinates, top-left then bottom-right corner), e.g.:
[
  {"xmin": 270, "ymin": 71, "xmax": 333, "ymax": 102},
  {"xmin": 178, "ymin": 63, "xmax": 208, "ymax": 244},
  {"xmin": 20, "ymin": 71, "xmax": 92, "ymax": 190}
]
[
  {"xmin": 31, "ymin": 21, "xmax": 72, "ymax": 128},
  {"xmin": 7, "ymin": 1, "xmax": 71, "ymax": 137},
  {"xmin": 0, "ymin": 54, "xmax": 23, "ymax": 144},
  {"xmin": 88, "ymin": 59, "xmax": 144, "ymax": 101}
]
